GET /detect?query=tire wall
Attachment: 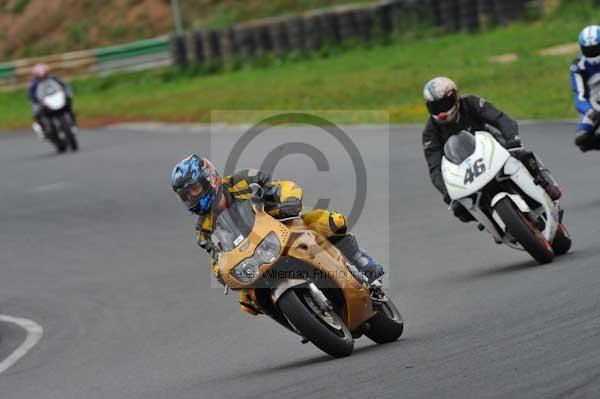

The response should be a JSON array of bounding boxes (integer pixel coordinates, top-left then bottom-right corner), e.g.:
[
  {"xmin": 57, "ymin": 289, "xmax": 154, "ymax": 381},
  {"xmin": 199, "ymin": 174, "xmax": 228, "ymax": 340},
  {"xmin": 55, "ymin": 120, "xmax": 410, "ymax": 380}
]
[{"xmin": 170, "ymin": 0, "xmax": 534, "ymax": 66}]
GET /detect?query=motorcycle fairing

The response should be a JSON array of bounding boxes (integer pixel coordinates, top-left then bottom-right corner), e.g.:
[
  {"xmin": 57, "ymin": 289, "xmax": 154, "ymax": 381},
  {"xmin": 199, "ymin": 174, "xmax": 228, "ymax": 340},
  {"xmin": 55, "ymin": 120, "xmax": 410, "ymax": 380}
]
[
  {"xmin": 36, "ymin": 79, "xmax": 67, "ymax": 111},
  {"xmin": 442, "ymin": 131, "xmax": 511, "ymax": 200}
]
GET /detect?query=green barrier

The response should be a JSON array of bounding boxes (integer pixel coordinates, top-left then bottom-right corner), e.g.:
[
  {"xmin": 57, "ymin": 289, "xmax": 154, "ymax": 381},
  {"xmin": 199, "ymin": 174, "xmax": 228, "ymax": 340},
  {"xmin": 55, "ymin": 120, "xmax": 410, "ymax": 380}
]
[
  {"xmin": 0, "ymin": 62, "xmax": 15, "ymax": 79},
  {"xmin": 94, "ymin": 37, "xmax": 169, "ymax": 63}
]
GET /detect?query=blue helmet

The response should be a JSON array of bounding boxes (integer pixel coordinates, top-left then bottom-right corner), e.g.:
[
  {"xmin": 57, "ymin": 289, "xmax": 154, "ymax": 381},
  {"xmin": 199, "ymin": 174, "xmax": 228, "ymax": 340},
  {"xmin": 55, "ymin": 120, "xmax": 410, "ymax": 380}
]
[
  {"xmin": 171, "ymin": 154, "xmax": 222, "ymax": 214},
  {"xmin": 579, "ymin": 25, "xmax": 600, "ymax": 63}
]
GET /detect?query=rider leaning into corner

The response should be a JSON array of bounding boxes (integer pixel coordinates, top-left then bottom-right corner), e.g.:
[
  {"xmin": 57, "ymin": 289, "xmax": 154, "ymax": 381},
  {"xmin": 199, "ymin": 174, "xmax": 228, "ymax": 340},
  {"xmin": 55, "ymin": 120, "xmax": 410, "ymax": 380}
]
[
  {"xmin": 171, "ymin": 155, "xmax": 384, "ymax": 314},
  {"xmin": 421, "ymin": 77, "xmax": 563, "ymax": 223},
  {"xmin": 571, "ymin": 25, "xmax": 600, "ymax": 152},
  {"xmin": 28, "ymin": 63, "xmax": 75, "ymax": 137}
]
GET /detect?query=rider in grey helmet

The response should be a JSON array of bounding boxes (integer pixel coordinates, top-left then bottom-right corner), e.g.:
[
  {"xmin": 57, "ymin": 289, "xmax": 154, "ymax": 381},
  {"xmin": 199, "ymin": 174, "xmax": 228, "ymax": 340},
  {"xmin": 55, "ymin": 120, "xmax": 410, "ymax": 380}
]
[{"xmin": 421, "ymin": 77, "xmax": 563, "ymax": 222}]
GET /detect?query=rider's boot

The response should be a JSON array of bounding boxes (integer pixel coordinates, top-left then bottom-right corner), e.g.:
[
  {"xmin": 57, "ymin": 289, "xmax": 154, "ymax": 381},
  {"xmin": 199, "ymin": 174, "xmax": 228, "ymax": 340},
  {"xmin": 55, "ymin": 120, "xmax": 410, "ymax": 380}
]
[
  {"xmin": 538, "ymin": 169, "xmax": 563, "ymax": 201},
  {"xmin": 33, "ymin": 114, "xmax": 49, "ymax": 140},
  {"xmin": 239, "ymin": 290, "xmax": 258, "ymax": 316},
  {"xmin": 516, "ymin": 150, "xmax": 562, "ymax": 201},
  {"xmin": 575, "ymin": 130, "xmax": 595, "ymax": 152},
  {"xmin": 334, "ymin": 234, "xmax": 384, "ymax": 283},
  {"xmin": 32, "ymin": 121, "xmax": 45, "ymax": 140}
]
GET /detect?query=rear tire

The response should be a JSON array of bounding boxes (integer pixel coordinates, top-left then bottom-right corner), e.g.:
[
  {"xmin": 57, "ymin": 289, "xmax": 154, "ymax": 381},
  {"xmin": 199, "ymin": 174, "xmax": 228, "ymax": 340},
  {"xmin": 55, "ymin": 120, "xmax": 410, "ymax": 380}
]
[
  {"xmin": 278, "ymin": 289, "xmax": 354, "ymax": 358},
  {"xmin": 365, "ymin": 300, "xmax": 404, "ymax": 344},
  {"xmin": 495, "ymin": 198, "xmax": 555, "ymax": 264},
  {"xmin": 552, "ymin": 224, "xmax": 572, "ymax": 256}
]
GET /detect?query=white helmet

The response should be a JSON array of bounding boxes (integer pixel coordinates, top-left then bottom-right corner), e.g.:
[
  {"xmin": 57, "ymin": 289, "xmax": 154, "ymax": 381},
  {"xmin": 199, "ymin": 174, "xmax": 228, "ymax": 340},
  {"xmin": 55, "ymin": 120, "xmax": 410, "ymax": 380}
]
[
  {"xmin": 579, "ymin": 25, "xmax": 600, "ymax": 64},
  {"xmin": 423, "ymin": 77, "xmax": 460, "ymax": 124}
]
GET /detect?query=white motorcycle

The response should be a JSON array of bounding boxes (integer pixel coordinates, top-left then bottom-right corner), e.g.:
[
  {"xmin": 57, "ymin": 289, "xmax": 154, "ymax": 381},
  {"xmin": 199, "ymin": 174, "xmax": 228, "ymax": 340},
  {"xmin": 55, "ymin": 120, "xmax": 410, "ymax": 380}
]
[
  {"xmin": 32, "ymin": 79, "xmax": 79, "ymax": 153},
  {"xmin": 442, "ymin": 131, "xmax": 571, "ymax": 264}
]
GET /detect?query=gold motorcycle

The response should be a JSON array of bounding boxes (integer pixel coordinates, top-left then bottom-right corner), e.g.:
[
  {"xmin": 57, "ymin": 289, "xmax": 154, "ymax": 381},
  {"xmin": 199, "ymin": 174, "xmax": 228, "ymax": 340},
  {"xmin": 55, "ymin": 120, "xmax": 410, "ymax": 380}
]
[{"xmin": 212, "ymin": 191, "xmax": 403, "ymax": 358}]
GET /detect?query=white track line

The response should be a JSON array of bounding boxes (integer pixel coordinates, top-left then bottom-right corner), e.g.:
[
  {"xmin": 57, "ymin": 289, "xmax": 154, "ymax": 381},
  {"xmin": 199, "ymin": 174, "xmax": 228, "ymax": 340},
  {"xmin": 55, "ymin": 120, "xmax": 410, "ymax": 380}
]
[{"xmin": 0, "ymin": 315, "xmax": 43, "ymax": 374}]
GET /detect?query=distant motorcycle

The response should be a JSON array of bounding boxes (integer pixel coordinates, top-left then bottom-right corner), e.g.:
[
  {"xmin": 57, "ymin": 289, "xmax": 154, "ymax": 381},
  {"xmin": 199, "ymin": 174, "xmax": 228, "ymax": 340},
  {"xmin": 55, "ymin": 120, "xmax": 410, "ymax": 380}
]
[
  {"xmin": 32, "ymin": 79, "xmax": 78, "ymax": 153},
  {"xmin": 442, "ymin": 131, "xmax": 571, "ymax": 264}
]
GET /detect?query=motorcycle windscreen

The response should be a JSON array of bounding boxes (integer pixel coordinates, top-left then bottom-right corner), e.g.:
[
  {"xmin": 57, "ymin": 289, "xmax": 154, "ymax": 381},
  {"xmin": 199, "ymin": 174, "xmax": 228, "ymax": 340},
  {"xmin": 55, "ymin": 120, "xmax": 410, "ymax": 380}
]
[
  {"xmin": 36, "ymin": 79, "xmax": 62, "ymax": 100},
  {"xmin": 213, "ymin": 200, "xmax": 256, "ymax": 252},
  {"xmin": 443, "ymin": 131, "xmax": 476, "ymax": 165}
]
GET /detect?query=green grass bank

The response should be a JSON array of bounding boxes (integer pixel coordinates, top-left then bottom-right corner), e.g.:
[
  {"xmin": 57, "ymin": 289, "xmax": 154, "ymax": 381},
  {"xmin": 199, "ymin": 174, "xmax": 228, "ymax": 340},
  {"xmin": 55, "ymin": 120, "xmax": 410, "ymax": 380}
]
[{"xmin": 0, "ymin": 1, "xmax": 598, "ymax": 130}]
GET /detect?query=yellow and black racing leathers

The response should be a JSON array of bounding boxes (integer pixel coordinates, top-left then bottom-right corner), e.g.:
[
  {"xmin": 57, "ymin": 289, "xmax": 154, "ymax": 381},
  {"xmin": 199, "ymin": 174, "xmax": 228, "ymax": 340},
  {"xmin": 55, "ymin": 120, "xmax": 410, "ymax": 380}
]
[{"xmin": 194, "ymin": 168, "xmax": 348, "ymax": 252}]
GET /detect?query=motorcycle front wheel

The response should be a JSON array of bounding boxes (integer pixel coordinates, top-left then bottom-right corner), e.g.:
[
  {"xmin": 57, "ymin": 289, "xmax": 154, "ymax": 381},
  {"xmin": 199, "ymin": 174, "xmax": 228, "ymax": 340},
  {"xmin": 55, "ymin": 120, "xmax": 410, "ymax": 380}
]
[
  {"xmin": 495, "ymin": 197, "xmax": 554, "ymax": 264},
  {"xmin": 60, "ymin": 114, "xmax": 78, "ymax": 151},
  {"xmin": 277, "ymin": 289, "xmax": 354, "ymax": 358},
  {"xmin": 552, "ymin": 223, "xmax": 572, "ymax": 256},
  {"xmin": 47, "ymin": 129, "xmax": 67, "ymax": 153}
]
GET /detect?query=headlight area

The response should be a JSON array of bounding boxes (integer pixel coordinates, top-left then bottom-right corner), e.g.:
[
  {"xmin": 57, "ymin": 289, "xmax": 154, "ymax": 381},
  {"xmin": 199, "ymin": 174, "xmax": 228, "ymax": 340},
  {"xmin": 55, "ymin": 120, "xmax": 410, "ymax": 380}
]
[
  {"xmin": 503, "ymin": 157, "xmax": 522, "ymax": 176},
  {"xmin": 230, "ymin": 232, "xmax": 281, "ymax": 282}
]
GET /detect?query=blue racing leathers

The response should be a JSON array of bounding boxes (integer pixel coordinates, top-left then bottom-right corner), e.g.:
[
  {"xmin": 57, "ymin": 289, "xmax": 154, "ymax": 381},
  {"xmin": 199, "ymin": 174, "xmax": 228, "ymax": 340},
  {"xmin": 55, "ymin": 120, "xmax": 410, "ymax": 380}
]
[{"xmin": 570, "ymin": 55, "xmax": 600, "ymax": 134}]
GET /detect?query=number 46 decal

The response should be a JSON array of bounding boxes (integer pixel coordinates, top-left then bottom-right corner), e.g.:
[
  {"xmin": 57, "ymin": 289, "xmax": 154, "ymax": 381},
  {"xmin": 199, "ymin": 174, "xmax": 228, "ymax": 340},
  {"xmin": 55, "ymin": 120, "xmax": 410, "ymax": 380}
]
[{"xmin": 464, "ymin": 158, "xmax": 486, "ymax": 185}]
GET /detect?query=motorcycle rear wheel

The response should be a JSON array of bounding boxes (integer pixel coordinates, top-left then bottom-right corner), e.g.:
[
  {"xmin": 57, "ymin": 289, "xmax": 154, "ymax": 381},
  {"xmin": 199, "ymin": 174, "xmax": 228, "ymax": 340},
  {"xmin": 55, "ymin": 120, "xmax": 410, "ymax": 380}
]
[
  {"xmin": 495, "ymin": 198, "xmax": 554, "ymax": 264},
  {"xmin": 365, "ymin": 299, "xmax": 404, "ymax": 344},
  {"xmin": 278, "ymin": 289, "xmax": 354, "ymax": 358}
]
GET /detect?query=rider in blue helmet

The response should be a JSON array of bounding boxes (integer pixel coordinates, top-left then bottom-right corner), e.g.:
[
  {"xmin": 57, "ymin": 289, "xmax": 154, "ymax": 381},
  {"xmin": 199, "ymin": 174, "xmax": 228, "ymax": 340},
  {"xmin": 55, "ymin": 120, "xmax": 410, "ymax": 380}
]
[
  {"xmin": 571, "ymin": 25, "xmax": 600, "ymax": 152},
  {"xmin": 171, "ymin": 154, "xmax": 385, "ymax": 287},
  {"xmin": 171, "ymin": 154, "xmax": 222, "ymax": 214}
]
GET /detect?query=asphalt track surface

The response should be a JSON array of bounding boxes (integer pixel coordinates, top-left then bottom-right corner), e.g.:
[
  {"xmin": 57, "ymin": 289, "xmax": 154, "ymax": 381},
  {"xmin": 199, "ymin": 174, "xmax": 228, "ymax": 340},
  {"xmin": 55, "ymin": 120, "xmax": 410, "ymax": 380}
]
[{"xmin": 1, "ymin": 121, "xmax": 599, "ymax": 399}]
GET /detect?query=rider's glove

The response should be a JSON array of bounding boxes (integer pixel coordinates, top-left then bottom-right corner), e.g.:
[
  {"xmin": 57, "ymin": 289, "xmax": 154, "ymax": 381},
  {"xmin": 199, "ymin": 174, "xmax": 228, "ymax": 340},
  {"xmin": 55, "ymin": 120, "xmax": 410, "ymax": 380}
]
[
  {"xmin": 505, "ymin": 136, "xmax": 522, "ymax": 150},
  {"xmin": 213, "ymin": 264, "xmax": 226, "ymax": 287},
  {"xmin": 198, "ymin": 238, "xmax": 213, "ymax": 253},
  {"xmin": 451, "ymin": 202, "xmax": 475, "ymax": 223}
]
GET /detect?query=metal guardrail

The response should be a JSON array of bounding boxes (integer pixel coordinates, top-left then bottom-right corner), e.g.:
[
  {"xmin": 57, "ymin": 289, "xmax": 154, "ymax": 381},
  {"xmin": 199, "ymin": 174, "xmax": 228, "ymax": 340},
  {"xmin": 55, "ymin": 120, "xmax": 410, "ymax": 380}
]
[
  {"xmin": 94, "ymin": 37, "xmax": 169, "ymax": 63},
  {"xmin": 0, "ymin": 37, "xmax": 170, "ymax": 88},
  {"xmin": 0, "ymin": 62, "xmax": 14, "ymax": 80}
]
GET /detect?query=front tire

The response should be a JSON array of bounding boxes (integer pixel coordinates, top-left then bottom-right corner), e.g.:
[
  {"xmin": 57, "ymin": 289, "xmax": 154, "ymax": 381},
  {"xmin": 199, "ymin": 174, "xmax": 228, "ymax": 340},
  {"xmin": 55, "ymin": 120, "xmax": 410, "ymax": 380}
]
[
  {"xmin": 495, "ymin": 198, "xmax": 554, "ymax": 264},
  {"xmin": 365, "ymin": 299, "xmax": 404, "ymax": 344},
  {"xmin": 47, "ymin": 118, "xmax": 67, "ymax": 153},
  {"xmin": 278, "ymin": 289, "xmax": 354, "ymax": 358},
  {"xmin": 48, "ymin": 132, "xmax": 67, "ymax": 153},
  {"xmin": 60, "ymin": 114, "xmax": 78, "ymax": 151}
]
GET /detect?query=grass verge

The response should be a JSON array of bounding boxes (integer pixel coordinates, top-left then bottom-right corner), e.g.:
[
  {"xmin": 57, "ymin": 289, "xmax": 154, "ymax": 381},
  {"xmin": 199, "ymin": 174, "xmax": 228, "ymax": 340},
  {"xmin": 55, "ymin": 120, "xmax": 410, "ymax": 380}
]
[{"xmin": 0, "ymin": 1, "xmax": 598, "ymax": 130}]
